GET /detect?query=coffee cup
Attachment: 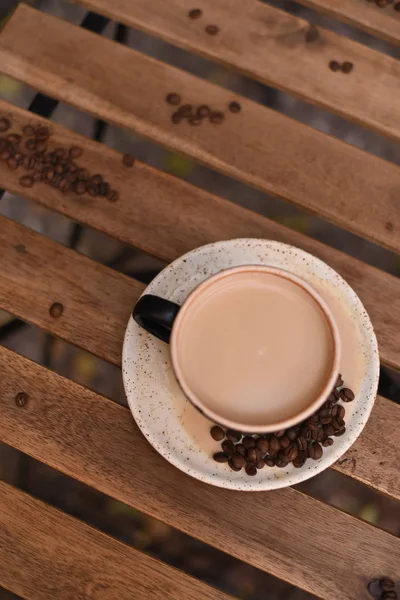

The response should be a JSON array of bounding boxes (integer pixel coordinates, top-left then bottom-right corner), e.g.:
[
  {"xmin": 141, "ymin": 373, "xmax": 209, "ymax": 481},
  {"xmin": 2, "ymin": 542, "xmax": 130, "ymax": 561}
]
[{"xmin": 133, "ymin": 265, "xmax": 341, "ymax": 433}]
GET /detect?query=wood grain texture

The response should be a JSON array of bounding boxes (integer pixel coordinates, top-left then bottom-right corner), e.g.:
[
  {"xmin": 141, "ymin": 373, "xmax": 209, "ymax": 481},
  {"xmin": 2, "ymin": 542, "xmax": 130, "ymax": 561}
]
[
  {"xmin": 68, "ymin": 0, "xmax": 400, "ymax": 131},
  {"xmin": 1, "ymin": 6, "xmax": 400, "ymax": 255},
  {"xmin": 295, "ymin": 0, "xmax": 400, "ymax": 46},
  {"xmin": 0, "ymin": 101, "xmax": 399, "ymax": 371},
  {"xmin": 0, "ymin": 216, "xmax": 398, "ymax": 500},
  {"xmin": 0, "ymin": 481, "xmax": 234, "ymax": 600},
  {"xmin": 0, "ymin": 346, "xmax": 399, "ymax": 600}
]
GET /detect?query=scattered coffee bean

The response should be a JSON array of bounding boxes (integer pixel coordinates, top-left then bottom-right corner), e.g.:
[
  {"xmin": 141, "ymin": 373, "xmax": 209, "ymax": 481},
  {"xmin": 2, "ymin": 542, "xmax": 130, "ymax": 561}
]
[
  {"xmin": 75, "ymin": 181, "xmax": 87, "ymax": 195},
  {"xmin": 108, "ymin": 190, "xmax": 119, "ymax": 203},
  {"xmin": 245, "ymin": 463, "xmax": 257, "ymax": 476},
  {"xmin": 172, "ymin": 112, "xmax": 184, "ymax": 124},
  {"xmin": 211, "ymin": 425, "xmax": 225, "ymax": 441},
  {"xmin": 209, "ymin": 111, "xmax": 225, "ymax": 124},
  {"xmin": 19, "ymin": 175, "xmax": 34, "ymax": 188},
  {"xmin": 247, "ymin": 448, "xmax": 258, "ymax": 463},
  {"xmin": 213, "ymin": 452, "xmax": 228, "ymax": 463},
  {"xmin": 329, "ymin": 60, "xmax": 341, "ymax": 72},
  {"xmin": 242, "ymin": 436, "xmax": 256, "ymax": 449},
  {"xmin": 7, "ymin": 157, "xmax": 18, "ymax": 170},
  {"xmin": 197, "ymin": 105, "xmax": 210, "ymax": 118},
  {"xmin": 274, "ymin": 429, "xmax": 286, "ymax": 438},
  {"xmin": 229, "ymin": 101, "xmax": 241, "ymax": 114},
  {"xmin": 226, "ymin": 430, "xmax": 241, "ymax": 443},
  {"xmin": 380, "ymin": 579, "xmax": 396, "ymax": 592},
  {"xmin": 188, "ymin": 116, "xmax": 202, "ymax": 126},
  {"xmin": 293, "ymin": 451, "xmax": 307, "ymax": 468},
  {"xmin": 122, "ymin": 153, "xmax": 135, "ymax": 167},
  {"xmin": 0, "ymin": 117, "xmax": 10, "ymax": 132},
  {"xmin": 235, "ymin": 443, "xmax": 247, "ymax": 457},
  {"xmin": 256, "ymin": 459, "xmax": 265, "ymax": 469},
  {"xmin": 166, "ymin": 93, "xmax": 181, "ymax": 106},
  {"xmin": 256, "ymin": 437, "xmax": 269, "ymax": 453},
  {"xmin": 221, "ymin": 439, "xmax": 235, "ymax": 456},
  {"xmin": 335, "ymin": 373, "xmax": 344, "ymax": 388},
  {"xmin": 264, "ymin": 456, "xmax": 275, "ymax": 467},
  {"xmin": 286, "ymin": 445, "xmax": 298, "ymax": 461},
  {"xmin": 35, "ymin": 126, "xmax": 50, "ymax": 141},
  {"xmin": 229, "ymin": 458, "xmax": 242, "ymax": 472},
  {"xmin": 15, "ymin": 392, "xmax": 28, "ymax": 407},
  {"xmin": 322, "ymin": 437, "xmax": 334, "ymax": 447},
  {"xmin": 341, "ymin": 61, "xmax": 354, "ymax": 74},
  {"xmin": 22, "ymin": 124, "xmax": 35, "ymax": 136},
  {"xmin": 188, "ymin": 8, "xmax": 202, "ymax": 19},
  {"xmin": 231, "ymin": 454, "xmax": 245, "ymax": 470},
  {"xmin": 268, "ymin": 435, "xmax": 280, "ymax": 454},
  {"xmin": 7, "ymin": 134, "xmax": 21, "ymax": 144},
  {"xmin": 340, "ymin": 388, "xmax": 355, "ymax": 402},
  {"xmin": 205, "ymin": 24, "xmax": 219, "ymax": 35},
  {"xmin": 280, "ymin": 435, "xmax": 291, "ymax": 449},
  {"xmin": 334, "ymin": 427, "xmax": 346, "ymax": 437},
  {"xmin": 69, "ymin": 146, "xmax": 83, "ymax": 159}
]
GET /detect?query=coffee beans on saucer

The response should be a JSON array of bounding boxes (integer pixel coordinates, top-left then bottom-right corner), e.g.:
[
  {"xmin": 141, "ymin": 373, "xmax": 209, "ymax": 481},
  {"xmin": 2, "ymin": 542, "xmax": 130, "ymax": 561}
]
[{"xmin": 212, "ymin": 375, "xmax": 354, "ymax": 476}]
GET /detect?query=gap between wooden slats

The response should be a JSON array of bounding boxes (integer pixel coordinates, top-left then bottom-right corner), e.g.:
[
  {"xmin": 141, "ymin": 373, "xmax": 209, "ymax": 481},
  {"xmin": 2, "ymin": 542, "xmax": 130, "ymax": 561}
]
[
  {"xmin": 0, "ymin": 6, "xmax": 399, "ymax": 254},
  {"xmin": 0, "ymin": 345, "xmax": 399, "ymax": 600},
  {"xmin": 0, "ymin": 480, "xmax": 235, "ymax": 600},
  {"xmin": 295, "ymin": 0, "xmax": 400, "ymax": 46},
  {"xmin": 0, "ymin": 215, "xmax": 398, "ymax": 499},
  {"xmin": 0, "ymin": 100, "xmax": 399, "ymax": 371}
]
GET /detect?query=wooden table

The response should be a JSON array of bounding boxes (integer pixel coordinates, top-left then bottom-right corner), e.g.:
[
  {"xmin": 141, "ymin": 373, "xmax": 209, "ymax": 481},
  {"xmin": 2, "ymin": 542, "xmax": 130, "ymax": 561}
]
[{"xmin": 0, "ymin": 2, "xmax": 399, "ymax": 599}]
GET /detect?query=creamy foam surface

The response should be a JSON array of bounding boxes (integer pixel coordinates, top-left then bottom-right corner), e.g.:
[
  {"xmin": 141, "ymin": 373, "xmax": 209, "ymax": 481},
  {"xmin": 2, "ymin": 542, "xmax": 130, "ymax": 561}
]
[{"xmin": 174, "ymin": 271, "xmax": 335, "ymax": 426}]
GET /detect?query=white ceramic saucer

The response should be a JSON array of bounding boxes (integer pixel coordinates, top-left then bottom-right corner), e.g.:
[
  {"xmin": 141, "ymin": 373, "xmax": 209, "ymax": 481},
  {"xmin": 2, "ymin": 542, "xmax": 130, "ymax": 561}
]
[{"xmin": 122, "ymin": 239, "xmax": 379, "ymax": 491}]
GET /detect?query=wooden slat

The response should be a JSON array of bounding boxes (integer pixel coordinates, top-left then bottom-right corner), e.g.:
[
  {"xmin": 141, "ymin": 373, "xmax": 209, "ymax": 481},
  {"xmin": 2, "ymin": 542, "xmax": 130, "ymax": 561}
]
[
  {"xmin": 0, "ymin": 346, "xmax": 399, "ymax": 600},
  {"xmin": 0, "ymin": 100, "xmax": 400, "ymax": 372},
  {"xmin": 1, "ymin": 7, "xmax": 400, "ymax": 255},
  {"xmin": 69, "ymin": 0, "xmax": 400, "ymax": 132},
  {"xmin": 0, "ymin": 215, "xmax": 398, "ymax": 500},
  {"xmin": 0, "ymin": 481, "xmax": 234, "ymax": 600},
  {"xmin": 296, "ymin": 0, "xmax": 400, "ymax": 46}
]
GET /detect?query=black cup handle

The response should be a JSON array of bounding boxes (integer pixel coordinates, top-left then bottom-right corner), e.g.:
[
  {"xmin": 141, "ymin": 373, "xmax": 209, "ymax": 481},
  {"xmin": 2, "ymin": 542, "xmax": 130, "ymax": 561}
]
[{"xmin": 133, "ymin": 294, "xmax": 181, "ymax": 343}]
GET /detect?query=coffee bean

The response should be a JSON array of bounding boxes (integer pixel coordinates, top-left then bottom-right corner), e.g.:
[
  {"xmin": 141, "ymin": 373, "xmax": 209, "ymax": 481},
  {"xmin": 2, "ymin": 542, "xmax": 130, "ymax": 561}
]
[
  {"xmin": 274, "ymin": 429, "xmax": 286, "ymax": 438},
  {"xmin": 231, "ymin": 454, "xmax": 245, "ymax": 470},
  {"xmin": 88, "ymin": 184, "xmax": 99, "ymax": 197},
  {"xmin": 197, "ymin": 105, "xmax": 210, "ymax": 118},
  {"xmin": 0, "ymin": 117, "xmax": 10, "ymax": 132},
  {"xmin": 335, "ymin": 373, "xmax": 343, "ymax": 388},
  {"xmin": 123, "ymin": 154, "xmax": 135, "ymax": 167},
  {"xmin": 245, "ymin": 463, "xmax": 257, "ymax": 476},
  {"xmin": 226, "ymin": 430, "xmax": 241, "ymax": 443},
  {"xmin": 341, "ymin": 61, "xmax": 354, "ymax": 74},
  {"xmin": 337, "ymin": 405, "xmax": 346, "ymax": 419},
  {"xmin": 276, "ymin": 451, "xmax": 289, "ymax": 468},
  {"xmin": 0, "ymin": 149, "xmax": 12, "ymax": 161},
  {"xmin": 221, "ymin": 439, "xmax": 235, "ymax": 456},
  {"xmin": 340, "ymin": 388, "xmax": 355, "ymax": 402},
  {"xmin": 91, "ymin": 174, "xmax": 103, "ymax": 185},
  {"xmin": 242, "ymin": 436, "xmax": 256, "ymax": 449},
  {"xmin": 334, "ymin": 427, "xmax": 346, "ymax": 437},
  {"xmin": 7, "ymin": 134, "xmax": 21, "ymax": 144},
  {"xmin": 166, "ymin": 93, "xmax": 181, "ymax": 105},
  {"xmin": 320, "ymin": 416, "xmax": 332, "ymax": 425},
  {"xmin": 329, "ymin": 60, "xmax": 341, "ymax": 72},
  {"xmin": 188, "ymin": 116, "xmax": 202, "ymax": 126},
  {"xmin": 188, "ymin": 8, "xmax": 202, "ymax": 19},
  {"xmin": 25, "ymin": 139, "xmax": 36, "ymax": 151},
  {"xmin": 101, "ymin": 182, "xmax": 110, "ymax": 196},
  {"xmin": 312, "ymin": 443, "xmax": 323, "ymax": 460},
  {"xmin": 382, "ymin": 593, "xmax": 397, "ymax": 600},
  {"xmin": 209, "ymin": 111, "xmax": 224, "ymax": 125},
  {"xmin": 77, "ymin": 168, "xmax": 89, "ymax": 181},
  {"xmin": 108, "ymin": 190, "xmax": 119, "ymax": 203},
  {"xmin": 205, "ymin": 24, "xmax": 219, "ymax": 35},
  {"xmin": 269, "ymin": 435, "xmax": 281, "ymax": 454},
  {"xmin": 172, "ymin": 111, "xmax": 184, "ymax": 124},
  {"xmin": 177, "ymin": 104, "xmax": 193, "ymax": 117},
  {"xmin": 322, "ymin": 437, "xmax": 334, "ymax": 447},
  {"xmin": 7, "ymin": 157, "xmax": 18, "ymax": 170},
  {"xmin": 324, "ymin": 424, "xmax": 336, "ymax": 437},
  {"xmin": 69, "ymin": 146, "xmax": 83, "ymax": 159},
  {"xmin": 280, "ymin": 435, "xmax": 291, "ymax": 449},
  {"xmin": 25, "ymin": 156, "xmax": 36, "ymax": 170},
  {"xmin": 75, "ymin": 181, "xmax": 87, "ymax": 195},
  {"xmin": 228, "ymin": 459, "xmax": 241, "ymax": 472},
  {"xmin": 19, "ymin": 175, "xmax": 34, "ymax": 188},
  {"xmin": 303, "ymin": 428, "xmax": 312, "ymax": 442},
  {"xmin": 380, "ymin": 579, "xmax": 395, "ymax": 592},
  {"xmin": 286, "ymin": 428, "xmax": 298, "ymax": 441},
  {"xmin": 292, "ymin": 451, "xmax": 306, "ymax": 468},
  {"xmin": 264, "ymin": 457, "xmax": 276, "ymax": 467},
  {"xmin": 49, "ymin": 302, "xmax": 63, "ymax": 318},
  {"xmin": 308, "ymin": 421, "xmax": 320, "ymax": 431},
  {"xmin": 210, "ymin": 425, "xmax": 225, "ymax": 441},
  {"xmin": 332, "ymin": 417, "xmax": 344, "ymax": 430},
  {"xmin": 235, "ymin": 443, "xmax": 247, "ymax": 457},
  {"xmin": 213, "ymin": 452, "xmax": 228, "ymax": 463},
  {"xmin": 256, "ymin": 459, "xmax": 265, "ymax": 469},
  {"xmin": 14, "ymin": 152, "xmax": 24, "ymax": 164},
  {"xmin": 55, "ymin": 164, "xmax": 65, "ymax": 175},
  {"xmin": 297, "ymin": 436, "xmax": 307, "ymax": 452},
  {"xmin": 35, "ymin": 126, "xmax": 50, "ymax": 140},
  {"xmin": 256, "ymin": 437, "xmax": 269, "ymax": 454},
  {"xmin": 247, "ymin": 448, "xmax": 259, "ymax": 463},
  {"xmin": 286, "ymin": 445, "xmax": 298, "ymax": 461},
  {"xmin": 229, "ymin": 101, "xmax": 241, "ymax": 114}
]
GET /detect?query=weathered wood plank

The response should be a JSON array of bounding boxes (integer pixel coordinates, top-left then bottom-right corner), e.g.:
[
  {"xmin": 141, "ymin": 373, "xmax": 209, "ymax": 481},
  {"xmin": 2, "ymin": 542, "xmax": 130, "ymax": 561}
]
[
  {"xmin": 0, "ymin": 102, "xmax": 399, "ymax": 371},
  {"xmin": 69, "ymin": 0, "xmax": 400, "ymax": 127},
  {"xmin": 0, "ymin": 346, "xmax": 399, "ymax": 600},
  {"xmin": 0, "ymin": 481, "xmax": 234, "ymax": 600},
  {"xmin": 296, "ymin": 0, "xmax": 400, "ymax": 46},
  {"xmin": 0, "ymin": 216, "xmax": 398, "ymax": 499},
  {"xmin": 1, "ymin": 6, "xmax": 400, "ymax": 253}
]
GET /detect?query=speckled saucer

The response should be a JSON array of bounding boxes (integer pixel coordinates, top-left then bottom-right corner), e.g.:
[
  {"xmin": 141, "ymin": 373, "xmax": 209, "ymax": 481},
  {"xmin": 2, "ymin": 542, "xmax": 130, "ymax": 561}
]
[{"xmin": 122, "ymin": 239, "xmax": 379, "ymax": 491}]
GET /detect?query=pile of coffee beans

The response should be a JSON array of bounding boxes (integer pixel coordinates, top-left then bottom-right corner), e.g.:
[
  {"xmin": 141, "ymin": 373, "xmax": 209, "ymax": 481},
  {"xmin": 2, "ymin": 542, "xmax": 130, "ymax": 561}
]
[
  {"xmin": 166, "ymin": 95, "xmax": 241, "ymax": 126},
  {"xmin": 211, "ymin": 374, "xmax": 354, "ymax": 476},
  {"xmin": 0, "ymin": 116, "xmax": 122, "ymax": 201},
  {"xmin": 368, "ymin": 0, "xmax": 400, "ymax": 10},
  {"xmin": 329, "ymin": 60, "xmax": 354, "ymax": 73},
  {"xmin": 187, "ymin": 8, "xmax": 220, "ymax": 35},
  {"xmin": 368, "ymin": 577, "xmax": 397, "ymax": 600}
]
